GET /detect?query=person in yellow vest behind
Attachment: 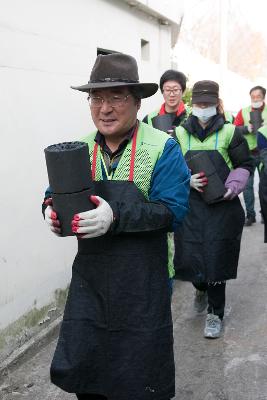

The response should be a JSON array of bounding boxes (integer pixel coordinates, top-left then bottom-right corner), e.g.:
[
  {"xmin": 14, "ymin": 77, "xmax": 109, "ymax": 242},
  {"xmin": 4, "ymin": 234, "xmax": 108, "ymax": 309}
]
[
  {"xmin": 143, "ymin": 69, "xmax": 190, "ymax": 136},
  {"xmin": 218, "ymin": 99, "xmax": 234, "ymax": 124},
  {"xmin": 42, "ymin": 53, "xmax": 190, "ymax": 400},
  {"xmin": 234, "ymin": 86, "xmax": 267, "ymax": 226},
  {"xmin": 174, "ymin": 80, "xmax": 253, "ymax": 339},
  {"xmin": 143, "ymin": 70, "xmax": 191, "ymax": 284}
]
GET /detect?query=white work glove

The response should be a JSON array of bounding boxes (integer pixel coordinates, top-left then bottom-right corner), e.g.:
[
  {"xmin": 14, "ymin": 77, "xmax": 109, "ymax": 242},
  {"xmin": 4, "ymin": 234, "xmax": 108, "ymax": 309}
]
[
  {"xmin": 190, "ymin": 172, "xmax": 208, "ymax": 193},
  {"xmin": 44, "ymin": 198, "xmax": 61, "ymax": 236},
  {"xmin": 72, "ymin": 195, "xmax": 113, "ymax": 239}
]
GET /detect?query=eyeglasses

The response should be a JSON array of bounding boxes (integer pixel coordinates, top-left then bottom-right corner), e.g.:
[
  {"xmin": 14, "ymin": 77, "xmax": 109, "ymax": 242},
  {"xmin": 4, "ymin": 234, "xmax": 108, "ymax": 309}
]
[
  {"xmin": 163, "ymin": 88, "xmax": 182, "ymax": 95},
  {"xmin": 87, "ymin": 94, "xmax": 131, "ymax": 108}
]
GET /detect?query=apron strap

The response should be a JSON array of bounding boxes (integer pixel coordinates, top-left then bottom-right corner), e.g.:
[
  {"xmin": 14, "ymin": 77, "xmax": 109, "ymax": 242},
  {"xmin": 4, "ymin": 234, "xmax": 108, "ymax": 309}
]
[
  {"xmin": 188, "ymin": 130, "xmax": 219, "ymax": 151},
  {"xmin": 91, "ymin": 142, "xmax": 98, "ymax": 180},
  {"xmin": 128, "ymin": 122, "xmax": 138, "ymax": 181},
  {"xmin": 215, "ymin": 130, "xmax": 219, "ymax": 150}
]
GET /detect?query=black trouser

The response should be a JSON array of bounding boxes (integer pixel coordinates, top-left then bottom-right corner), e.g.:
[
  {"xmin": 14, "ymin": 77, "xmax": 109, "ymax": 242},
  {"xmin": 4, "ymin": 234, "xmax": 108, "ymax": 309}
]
[
  {"xmin": 243, "ymin": 152, "xmax": 261, "ymax": 219},
  {"xmin": 76, "ymin": 395, "xmax": 107, "ymax": 400},
  {"xmin": 193, "ymin": 281, "xmax": 226, "ymax": 319}
]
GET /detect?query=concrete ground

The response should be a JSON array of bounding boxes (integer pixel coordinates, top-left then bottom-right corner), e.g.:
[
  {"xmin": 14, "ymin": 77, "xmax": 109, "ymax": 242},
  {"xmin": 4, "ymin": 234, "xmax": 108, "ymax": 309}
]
[{"xmin": 1, "ymin": 208, "xmax": 267, "ymax": 400}]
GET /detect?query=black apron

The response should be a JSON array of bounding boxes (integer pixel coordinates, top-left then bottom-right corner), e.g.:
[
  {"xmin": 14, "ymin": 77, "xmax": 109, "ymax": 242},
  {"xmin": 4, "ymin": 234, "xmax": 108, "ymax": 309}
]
[
  {"xmin": 50, "ymin": 130, "xmax": 175, "ymax": 400},
  {"xmin": 174, "ymin": 148, "xmax": 245, "ymax": 282},
  {"xmin": 259, "ymin": 168, "xmax": 267, "ymax": 243}
]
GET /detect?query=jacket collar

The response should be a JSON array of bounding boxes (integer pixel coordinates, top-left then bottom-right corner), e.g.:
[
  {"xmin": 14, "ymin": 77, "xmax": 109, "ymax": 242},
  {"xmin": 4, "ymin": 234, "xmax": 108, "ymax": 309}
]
[
  {"xmin": 159, "ymin": 101, "xmax": 186, "ymax": 117},
  {"xmin": 182, "ymin": 114, "xmax": 225, "ymax": 141}
]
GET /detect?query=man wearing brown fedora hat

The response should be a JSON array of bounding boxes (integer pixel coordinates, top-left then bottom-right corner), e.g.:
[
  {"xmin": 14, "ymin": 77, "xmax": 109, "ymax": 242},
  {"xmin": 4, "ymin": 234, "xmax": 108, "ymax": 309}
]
[{"xmin": 43, "ymin": 52, "xmax": 190, "ymax": 400}]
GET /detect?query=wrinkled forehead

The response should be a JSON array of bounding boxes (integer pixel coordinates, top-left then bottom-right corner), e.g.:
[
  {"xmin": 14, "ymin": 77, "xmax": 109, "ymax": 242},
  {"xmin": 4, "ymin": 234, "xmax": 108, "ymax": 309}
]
[
  {"xmin": 250, "ymin": 89, "xmax": 265, "ymax": 99},
  {"xmin": 90, "ymin": 86, "xmax": 130, "ymax": 96}
]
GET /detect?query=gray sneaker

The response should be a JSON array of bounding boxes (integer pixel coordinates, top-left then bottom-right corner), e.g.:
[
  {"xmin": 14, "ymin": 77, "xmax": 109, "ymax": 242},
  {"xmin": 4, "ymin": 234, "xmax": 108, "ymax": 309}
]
[
  {"xmin": 204, "ymin": 313, "xmax": 222, "ymax": 338},
  {"xmin": 193, "ymin": 289, "xmax": 208, "ymax": 313}
]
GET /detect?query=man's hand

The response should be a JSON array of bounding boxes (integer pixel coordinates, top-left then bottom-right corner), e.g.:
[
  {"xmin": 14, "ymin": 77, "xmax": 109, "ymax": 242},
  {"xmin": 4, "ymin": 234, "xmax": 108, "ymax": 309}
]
[
  {"xmin": 44, "ymin": 198, "xmax": 62, "ymax": 236},
  {"xmin": 190, "ymin": 172, "xmax": 208, "ymax": 193},
  {"xmin": 71, "ymin": 195, "xmax": 113, "ymax": 239}
]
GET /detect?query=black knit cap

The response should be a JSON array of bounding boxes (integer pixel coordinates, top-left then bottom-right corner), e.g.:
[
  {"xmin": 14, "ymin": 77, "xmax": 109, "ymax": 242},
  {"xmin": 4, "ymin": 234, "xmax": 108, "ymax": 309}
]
[
  {"xmin": 192, "ymin": 80, "xmax": 219, "ymax": 104},
  {"xmin": 159, "ymin": 69, "xmax": 187, "ymax": 92}
]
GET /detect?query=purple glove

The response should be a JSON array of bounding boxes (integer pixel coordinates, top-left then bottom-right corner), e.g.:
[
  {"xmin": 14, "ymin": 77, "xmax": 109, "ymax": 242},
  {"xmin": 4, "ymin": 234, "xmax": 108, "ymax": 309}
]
[{"xmin": 224, "ymin": 168, "xmax": 250, "ymax": 200}]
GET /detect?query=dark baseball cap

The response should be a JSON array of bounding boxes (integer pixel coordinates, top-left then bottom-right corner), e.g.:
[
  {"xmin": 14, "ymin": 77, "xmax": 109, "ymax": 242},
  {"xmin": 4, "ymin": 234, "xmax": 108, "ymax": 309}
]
[{"xmin": 192, "ymin": 80, "xmax": 219, "ymax": 104}]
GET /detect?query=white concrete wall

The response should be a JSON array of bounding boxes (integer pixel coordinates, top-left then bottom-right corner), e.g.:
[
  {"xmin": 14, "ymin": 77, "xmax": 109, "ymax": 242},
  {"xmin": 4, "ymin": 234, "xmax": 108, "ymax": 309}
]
[
  {"xmin": 136, "ymin": 0, "xmax": 183, "ymax": 24},
  {"xmin": 0, "ymin": 0, "xmax": 175, "ymax": 329}
]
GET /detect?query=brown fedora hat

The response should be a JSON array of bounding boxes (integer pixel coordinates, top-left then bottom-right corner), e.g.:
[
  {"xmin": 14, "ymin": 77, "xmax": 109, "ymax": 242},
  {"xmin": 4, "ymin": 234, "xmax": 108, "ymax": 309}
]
[{"xmin": 71, "ymin": 53, "xmax": 158, "ymax": 99}]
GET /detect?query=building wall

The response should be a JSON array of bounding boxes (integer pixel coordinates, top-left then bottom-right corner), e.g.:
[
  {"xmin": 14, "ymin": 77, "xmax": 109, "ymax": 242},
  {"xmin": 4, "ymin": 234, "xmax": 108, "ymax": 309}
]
[
  {"xmin": 134, "ymin": 0, "xmax": 183, "ymax": 25},
  {"xmin": 0, "ymin": 0, "xmax": 176, "ymax": 329},
  {"xmin": 173, "ymin": 40, "xmax": 254, "ymax": 113}
]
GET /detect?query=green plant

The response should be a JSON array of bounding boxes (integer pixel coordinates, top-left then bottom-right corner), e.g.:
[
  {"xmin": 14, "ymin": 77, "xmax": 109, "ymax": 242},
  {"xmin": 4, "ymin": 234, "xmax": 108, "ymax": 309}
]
[{"xmin": 183, "ymin": 87, "xmax": 192, "ymax": 106}]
